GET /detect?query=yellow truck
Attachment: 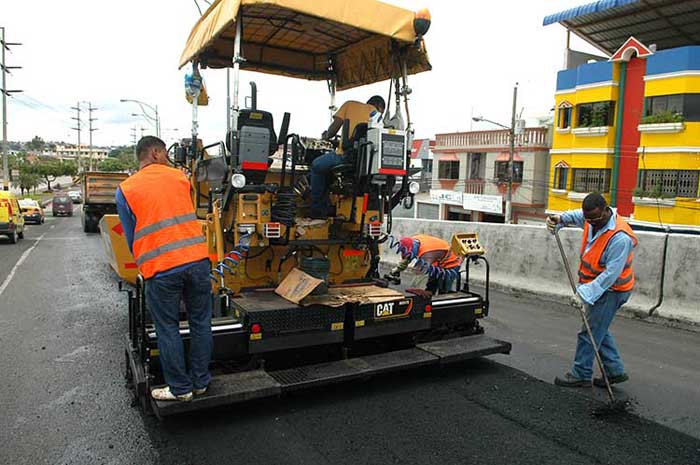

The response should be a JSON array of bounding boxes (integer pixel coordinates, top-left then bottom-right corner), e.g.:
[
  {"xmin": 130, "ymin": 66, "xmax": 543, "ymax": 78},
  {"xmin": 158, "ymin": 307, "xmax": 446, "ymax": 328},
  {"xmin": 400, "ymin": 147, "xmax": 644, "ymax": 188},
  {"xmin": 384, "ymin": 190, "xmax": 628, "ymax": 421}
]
[
  {"xmin": 0, "ymin": 191, "xmax": 25, "ymax": 243},
  {"xmin": 81, "ymin": 171, "xmax": 128, "ymax": 233}
]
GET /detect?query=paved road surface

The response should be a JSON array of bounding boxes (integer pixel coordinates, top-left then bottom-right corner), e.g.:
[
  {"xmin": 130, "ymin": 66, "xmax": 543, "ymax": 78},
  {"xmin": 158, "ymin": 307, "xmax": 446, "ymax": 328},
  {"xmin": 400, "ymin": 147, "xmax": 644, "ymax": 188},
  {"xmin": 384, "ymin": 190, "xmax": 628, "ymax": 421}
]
[{"xmin": 1, "ymin": 213, "xmax": 699, "ymax": 465}]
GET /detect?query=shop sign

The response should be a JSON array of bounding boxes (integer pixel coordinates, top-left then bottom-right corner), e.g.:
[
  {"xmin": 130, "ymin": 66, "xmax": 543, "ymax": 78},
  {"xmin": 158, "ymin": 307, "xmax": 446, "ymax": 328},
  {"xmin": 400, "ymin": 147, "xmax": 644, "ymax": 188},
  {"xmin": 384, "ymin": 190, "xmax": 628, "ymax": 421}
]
[
  {"xmin": 463, "ymin": 193, "xmax": 503, "ymax": 214},
  {"xmin": 430, "ymin": 189, "xmax": 463, "ymax": 206}
]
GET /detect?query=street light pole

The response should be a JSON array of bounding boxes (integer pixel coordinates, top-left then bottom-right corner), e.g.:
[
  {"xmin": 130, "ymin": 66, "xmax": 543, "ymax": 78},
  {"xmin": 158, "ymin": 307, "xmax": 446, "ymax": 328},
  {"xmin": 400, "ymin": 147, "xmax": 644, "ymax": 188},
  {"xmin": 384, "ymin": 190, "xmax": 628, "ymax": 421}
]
[
  {"xmin": 120, "ymin": 99, "xmax": 160, "ymax": 138},
  {"xmin": 506, "ymin": 84, "xmax": 518, "ymax": 224}
]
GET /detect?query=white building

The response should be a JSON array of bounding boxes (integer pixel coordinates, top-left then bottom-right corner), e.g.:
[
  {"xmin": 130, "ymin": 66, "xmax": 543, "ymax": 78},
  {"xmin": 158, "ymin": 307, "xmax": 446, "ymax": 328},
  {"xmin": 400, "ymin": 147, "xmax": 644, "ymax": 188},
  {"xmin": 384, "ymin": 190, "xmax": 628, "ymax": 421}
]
[{"xmin": 54, "ymin": 144, "xmax": 109, "ymax": 162}]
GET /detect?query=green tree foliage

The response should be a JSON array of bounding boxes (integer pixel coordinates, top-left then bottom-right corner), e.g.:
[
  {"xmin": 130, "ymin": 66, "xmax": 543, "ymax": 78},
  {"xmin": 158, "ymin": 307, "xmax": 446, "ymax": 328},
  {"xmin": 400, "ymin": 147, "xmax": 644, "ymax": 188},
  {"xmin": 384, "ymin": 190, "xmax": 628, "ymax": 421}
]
[
  {"xmin": 17, "ymin": 170, "xmax": 41, "ymax": 196},
  {"xmin": 31, "ymin": 159, "xmax": 78, "ymax": 191},
  {"xmin": 98, "ymin": 158, "xmax": 128, "ymax": 172},
  {"xmin": 27, "ymin": 135, "xmax": 46, "ymax": 152},
  {"xmin": 108, "ymin": 145, "xmax": 138, "ymax": 171}
]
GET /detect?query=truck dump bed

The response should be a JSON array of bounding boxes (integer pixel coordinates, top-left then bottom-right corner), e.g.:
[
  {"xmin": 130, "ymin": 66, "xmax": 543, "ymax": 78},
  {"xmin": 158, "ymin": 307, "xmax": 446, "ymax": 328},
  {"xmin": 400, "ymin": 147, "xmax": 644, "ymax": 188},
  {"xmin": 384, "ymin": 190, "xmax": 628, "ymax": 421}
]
[
  {"xmin": 82, "ymin": 171, "xmax": 129, "ymax": 233},
  {"xmin": 83, "ymin": 172, "xmax": 128, "ymax": 204}
]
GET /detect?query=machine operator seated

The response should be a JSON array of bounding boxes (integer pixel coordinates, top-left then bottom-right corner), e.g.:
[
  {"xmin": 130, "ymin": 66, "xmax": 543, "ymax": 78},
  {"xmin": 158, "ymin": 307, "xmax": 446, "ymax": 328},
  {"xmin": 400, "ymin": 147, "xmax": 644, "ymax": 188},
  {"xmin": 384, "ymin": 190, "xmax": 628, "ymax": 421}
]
[{"xmin": 309, "ymin": 95, "xmax": 385, "ymax": 219}]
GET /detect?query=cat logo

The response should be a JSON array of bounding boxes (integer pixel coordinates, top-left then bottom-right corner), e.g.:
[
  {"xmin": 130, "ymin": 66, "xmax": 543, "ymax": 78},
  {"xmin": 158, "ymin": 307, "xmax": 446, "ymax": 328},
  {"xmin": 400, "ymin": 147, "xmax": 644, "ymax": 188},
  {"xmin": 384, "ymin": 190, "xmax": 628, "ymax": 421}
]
[{"xmin": 375, "ymin": 302, "xmax": 395, "ymax": 318}]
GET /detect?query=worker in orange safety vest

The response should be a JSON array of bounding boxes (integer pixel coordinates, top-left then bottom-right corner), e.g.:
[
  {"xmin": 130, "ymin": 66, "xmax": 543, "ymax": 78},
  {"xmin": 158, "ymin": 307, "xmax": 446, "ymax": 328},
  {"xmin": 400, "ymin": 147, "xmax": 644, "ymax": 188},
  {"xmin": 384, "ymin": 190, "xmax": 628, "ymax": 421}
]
[
  {"xmin": 116, "ymin": 136, "xmax": 211, "ymax": 402},
  {"xmin": 546, "ymin": 193, "xmax": 637, "ymax": 388},
  {"xmin": 385, "ymin": 234, "xmax": 462, "ymax": 294}
]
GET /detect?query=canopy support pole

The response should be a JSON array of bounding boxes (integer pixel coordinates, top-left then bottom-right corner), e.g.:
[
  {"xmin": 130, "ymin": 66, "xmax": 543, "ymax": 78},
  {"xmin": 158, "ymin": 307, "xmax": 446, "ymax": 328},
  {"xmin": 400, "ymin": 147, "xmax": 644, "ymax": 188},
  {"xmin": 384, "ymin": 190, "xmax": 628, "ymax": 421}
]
[
  {"xmin": 231, "ymin": 11, "xmax": 243, "ymax": 139},
  {"xmin": 326, "ymin": 56, "xmax": 337, "ymax": 122}
]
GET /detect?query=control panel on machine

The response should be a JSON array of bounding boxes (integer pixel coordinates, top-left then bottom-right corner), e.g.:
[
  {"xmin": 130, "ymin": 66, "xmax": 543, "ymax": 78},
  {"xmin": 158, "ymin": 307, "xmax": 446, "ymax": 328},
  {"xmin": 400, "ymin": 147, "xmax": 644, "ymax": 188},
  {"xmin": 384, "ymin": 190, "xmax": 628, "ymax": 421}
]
[
  {"xmin": 451, "ymin": 233, "xmax": 485, "ymax": 257},
  {"xmin": 366, "ymin": 128, "xmax": 407, "ymax": 176}
]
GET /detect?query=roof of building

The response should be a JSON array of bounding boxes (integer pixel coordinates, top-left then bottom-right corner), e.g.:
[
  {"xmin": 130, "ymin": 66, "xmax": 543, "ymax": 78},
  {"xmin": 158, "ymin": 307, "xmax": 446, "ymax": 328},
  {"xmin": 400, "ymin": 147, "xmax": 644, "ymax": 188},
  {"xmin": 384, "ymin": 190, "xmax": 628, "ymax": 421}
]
[{"xmin": 543, "ymin": 0, "xmax": 700, "ymax": 55}]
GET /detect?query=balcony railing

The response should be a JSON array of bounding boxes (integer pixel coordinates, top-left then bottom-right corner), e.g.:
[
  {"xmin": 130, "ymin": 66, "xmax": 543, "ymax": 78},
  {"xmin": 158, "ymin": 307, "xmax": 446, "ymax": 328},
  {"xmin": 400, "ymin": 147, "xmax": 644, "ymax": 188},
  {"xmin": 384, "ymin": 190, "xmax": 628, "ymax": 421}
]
[
  {"xmin": 436, "ymin": 179, "xmax": 485, "ymax": 194},
  {"xmin": 435, "ymin": 128, "xmax": 549, "ymax": 150}
]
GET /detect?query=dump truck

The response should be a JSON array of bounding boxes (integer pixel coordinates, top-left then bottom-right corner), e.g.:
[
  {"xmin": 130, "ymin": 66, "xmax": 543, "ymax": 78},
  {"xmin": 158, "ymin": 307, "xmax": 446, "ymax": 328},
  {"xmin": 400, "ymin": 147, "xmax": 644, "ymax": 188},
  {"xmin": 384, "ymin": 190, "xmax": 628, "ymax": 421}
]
[
  {"xmin": 82, "ymin": 171, "xmax": 128, "ymax": 233},
  {"xmin": 117, "ymin": 0, "xmax": 511, "ymax": 419}
]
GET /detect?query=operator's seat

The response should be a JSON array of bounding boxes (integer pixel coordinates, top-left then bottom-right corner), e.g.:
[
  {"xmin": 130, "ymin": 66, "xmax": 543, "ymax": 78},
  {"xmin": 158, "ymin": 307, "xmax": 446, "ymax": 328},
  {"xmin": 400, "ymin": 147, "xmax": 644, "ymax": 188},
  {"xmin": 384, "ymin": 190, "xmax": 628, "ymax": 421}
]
[
  {"xmin": 226, "ymin": 109, "xmax": 278, "ymax": 184},
  {"xmin": 328, "ymin": 122, "xmax": 368, "ymax": 193}
]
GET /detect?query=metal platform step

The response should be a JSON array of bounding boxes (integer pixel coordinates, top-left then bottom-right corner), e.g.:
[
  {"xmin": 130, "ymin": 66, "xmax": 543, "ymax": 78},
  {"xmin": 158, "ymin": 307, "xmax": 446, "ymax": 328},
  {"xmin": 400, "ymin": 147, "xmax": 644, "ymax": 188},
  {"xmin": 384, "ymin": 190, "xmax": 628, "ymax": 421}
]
[{"xmin": 152, "ymin": 335, "xmax": 511, "ymax": 417}]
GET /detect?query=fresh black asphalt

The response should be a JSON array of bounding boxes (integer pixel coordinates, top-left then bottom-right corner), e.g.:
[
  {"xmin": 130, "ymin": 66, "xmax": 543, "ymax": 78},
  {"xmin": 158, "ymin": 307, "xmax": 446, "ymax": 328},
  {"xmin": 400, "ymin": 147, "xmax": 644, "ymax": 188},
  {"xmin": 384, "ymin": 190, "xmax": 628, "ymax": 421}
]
[{"xmin": 1, "ymin": 213, "xmax": 699, "ymax": 464}]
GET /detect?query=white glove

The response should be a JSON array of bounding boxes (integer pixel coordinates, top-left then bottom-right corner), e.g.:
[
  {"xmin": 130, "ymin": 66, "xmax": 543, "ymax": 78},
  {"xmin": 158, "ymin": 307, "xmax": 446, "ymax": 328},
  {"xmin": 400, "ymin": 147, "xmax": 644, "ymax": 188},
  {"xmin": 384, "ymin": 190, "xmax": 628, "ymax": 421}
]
[{"xmin": 545, "ymin": 215, "xmax": 561, "ymax": 234}]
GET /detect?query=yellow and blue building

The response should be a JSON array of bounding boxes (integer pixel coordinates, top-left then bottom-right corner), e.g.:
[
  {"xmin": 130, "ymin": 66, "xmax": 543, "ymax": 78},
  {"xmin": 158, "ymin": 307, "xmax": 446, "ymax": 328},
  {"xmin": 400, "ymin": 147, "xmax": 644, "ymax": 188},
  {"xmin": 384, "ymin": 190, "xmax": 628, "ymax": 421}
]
[{"xmin": 544, "ymin": 1, "xmax": 700, "ymax": 229}]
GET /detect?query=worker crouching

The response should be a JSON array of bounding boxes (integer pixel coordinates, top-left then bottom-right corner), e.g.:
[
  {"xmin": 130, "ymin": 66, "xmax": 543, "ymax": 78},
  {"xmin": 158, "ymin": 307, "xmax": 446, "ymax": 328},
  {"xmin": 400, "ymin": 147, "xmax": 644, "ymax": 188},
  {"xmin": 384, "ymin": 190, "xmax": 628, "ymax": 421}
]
[{"xmin": 385, "ymin": 234, "xmax": 463, "ymax": 295}]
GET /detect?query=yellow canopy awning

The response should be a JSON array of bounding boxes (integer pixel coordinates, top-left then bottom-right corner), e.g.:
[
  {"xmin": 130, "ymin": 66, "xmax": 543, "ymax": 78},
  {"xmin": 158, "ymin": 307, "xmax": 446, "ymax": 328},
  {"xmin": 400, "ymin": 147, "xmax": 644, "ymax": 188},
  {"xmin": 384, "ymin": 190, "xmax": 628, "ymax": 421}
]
[{"xmin": 179, "ymin": 0, "xmax": 432, "ymax": 90}]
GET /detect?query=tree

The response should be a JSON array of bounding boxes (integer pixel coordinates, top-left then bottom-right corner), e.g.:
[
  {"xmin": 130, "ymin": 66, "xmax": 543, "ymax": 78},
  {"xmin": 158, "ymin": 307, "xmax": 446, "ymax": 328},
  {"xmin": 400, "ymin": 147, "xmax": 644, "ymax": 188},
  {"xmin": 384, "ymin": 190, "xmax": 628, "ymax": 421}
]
[
  {"xmin": 27, "ymin": 136, "xmax": 45, "ymax": 152},
  {"xmin": 17, "ymin": 169, "xmax": 41, "ymax": 196},
  {"xmin": 98, "ymin": 158, "xmax": 127, "ymax": 172},
  {"xmin": 32, "ymin": 159, "xmax": 77, "ymax": 191}
]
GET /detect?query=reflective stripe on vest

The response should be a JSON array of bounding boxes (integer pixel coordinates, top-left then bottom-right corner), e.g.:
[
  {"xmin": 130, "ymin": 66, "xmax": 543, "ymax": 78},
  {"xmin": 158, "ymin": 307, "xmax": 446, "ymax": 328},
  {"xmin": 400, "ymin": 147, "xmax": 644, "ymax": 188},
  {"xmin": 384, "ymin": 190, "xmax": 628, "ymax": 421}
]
[
  {"xmin": 135, "ymin": 235, "xmax": 206, "ymax": 267},
  {"xmin": 134, "ymin": 212, "xmax": 198, "ymax": 241},
  {"xmin": 578, "ymin": 215, "xmax": 638, "ymax": 292},
  {"xmin": 119, "ymin": 164, "xmax": 208, "ymax": 279}
]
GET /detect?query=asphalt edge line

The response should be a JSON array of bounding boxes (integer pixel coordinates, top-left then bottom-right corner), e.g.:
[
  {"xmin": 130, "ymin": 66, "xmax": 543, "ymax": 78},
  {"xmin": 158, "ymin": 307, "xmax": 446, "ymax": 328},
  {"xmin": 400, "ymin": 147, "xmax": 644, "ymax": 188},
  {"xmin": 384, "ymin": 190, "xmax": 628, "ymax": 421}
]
[{"xmin": 0, "ymin": 233, "xmax": 46, "ymax": 297}]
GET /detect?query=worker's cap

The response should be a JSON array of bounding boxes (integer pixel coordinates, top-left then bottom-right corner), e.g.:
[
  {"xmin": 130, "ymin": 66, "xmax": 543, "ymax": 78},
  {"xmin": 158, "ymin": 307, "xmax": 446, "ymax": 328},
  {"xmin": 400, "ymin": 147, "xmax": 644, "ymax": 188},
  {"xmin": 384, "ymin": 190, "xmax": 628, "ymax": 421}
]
[{"xmin": 399, "ymin": 237, "xmax": 415, "ymax": 258}]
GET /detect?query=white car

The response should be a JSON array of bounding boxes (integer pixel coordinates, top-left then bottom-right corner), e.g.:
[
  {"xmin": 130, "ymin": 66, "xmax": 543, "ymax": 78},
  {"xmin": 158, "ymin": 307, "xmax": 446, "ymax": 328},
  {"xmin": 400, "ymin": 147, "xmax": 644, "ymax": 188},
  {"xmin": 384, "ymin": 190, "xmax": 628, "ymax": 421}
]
[{"xmin": 67, "ymin": 191, "xmax": 83, "ymax": 204}]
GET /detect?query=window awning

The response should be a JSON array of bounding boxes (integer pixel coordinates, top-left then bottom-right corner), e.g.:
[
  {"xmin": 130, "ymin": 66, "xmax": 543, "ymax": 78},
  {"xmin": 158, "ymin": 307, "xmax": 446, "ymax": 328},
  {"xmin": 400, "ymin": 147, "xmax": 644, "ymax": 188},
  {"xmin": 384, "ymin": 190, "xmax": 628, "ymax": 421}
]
[
  {"xmin": 496, "ymin": 152, "xmax": 523, "ymax": 162},
  {"xmin": 438, "ymin": 154, "xmax": 459, "ymax": 162}
]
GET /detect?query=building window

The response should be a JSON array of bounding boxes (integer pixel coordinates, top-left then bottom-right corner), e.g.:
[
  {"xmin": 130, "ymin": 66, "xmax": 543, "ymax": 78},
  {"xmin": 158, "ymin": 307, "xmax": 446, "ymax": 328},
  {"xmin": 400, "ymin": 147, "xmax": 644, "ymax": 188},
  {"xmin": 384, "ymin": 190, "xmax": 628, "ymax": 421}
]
[
  {"xmin": 469, "ymin": 153, "xmax": 483, "ymax": 179},
  {"xmin": 438, "ymin": 160, "xmax": 460, "ymax": 179},
  {"xmin": 576, "ymin": 101, "xmax": 615, "ymax": 127},
  {"xmin": 572, "ymin": 168, "xmax": 611, "ymax": 193},
  {"xmin": 557, "ymin": 103, "xmax": 572, "ymax": 129},
  {"xmin": 644, "ymin": 93, "xmax": 700, "ymax": 122},
  {"xmin": 554, "ymin": 166, "xmax": 569, "ymax": 190},
  {"xmin": 495, "ymin": 161, "xmax": 524, "ymax": 183},
  {"xmin": 638, "ymin": 170, "xmax": 700, "ymax": 198}
]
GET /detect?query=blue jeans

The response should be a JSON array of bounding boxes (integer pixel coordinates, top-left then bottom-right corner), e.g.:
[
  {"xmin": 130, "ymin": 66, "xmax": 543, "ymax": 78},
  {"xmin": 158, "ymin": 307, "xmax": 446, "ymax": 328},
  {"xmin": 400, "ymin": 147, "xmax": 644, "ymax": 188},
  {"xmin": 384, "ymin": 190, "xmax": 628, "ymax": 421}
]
[
  {"xmin": 310, "ymin": 151, "xmax": 343, "ymax": 214},
  {"xmin": 571, "ymin": 290, "xmax": 629, "ymax": 380},
  {"xmin": 145, "ymin": 259, "xmax": 213, "ymax": 395}
]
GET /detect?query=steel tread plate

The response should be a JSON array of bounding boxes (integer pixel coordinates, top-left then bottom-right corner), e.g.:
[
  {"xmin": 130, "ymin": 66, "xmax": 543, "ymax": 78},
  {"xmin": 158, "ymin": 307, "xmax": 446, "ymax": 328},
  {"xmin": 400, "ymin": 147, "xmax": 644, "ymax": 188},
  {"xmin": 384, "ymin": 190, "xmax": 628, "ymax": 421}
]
[
  {"xmin": 154, "ymin": 369, "xmax": 281, "ymax": 416},
  {"xmin": 417, "ymin": 335, "xmax": 512, "ymax": 363},
  {"xmin": 270, "ymin": 348, "xmax": 438, "ymax": 390}
]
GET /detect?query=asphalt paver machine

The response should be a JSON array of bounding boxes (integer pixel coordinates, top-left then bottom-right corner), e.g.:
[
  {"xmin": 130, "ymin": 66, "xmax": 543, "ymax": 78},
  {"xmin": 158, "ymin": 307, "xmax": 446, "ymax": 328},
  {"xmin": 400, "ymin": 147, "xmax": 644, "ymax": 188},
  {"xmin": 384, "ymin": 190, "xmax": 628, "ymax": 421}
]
[{"xmin": 124, "ymin": 0, "xmax": 511, "ymax": 418}]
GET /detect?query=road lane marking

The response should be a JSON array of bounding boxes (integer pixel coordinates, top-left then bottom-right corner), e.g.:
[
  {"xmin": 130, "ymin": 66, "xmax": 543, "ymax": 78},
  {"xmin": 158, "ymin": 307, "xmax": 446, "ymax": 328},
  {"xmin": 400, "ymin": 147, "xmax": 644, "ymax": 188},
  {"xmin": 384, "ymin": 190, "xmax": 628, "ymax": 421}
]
[{"xmin": 0, "ymin": 233, "xmax": 46, "ymax": 298}]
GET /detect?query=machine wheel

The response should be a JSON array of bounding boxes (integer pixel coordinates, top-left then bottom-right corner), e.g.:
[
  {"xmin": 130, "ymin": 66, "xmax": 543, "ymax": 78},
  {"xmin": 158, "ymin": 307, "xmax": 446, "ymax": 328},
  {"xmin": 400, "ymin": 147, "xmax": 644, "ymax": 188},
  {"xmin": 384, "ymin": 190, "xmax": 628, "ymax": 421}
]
[
  {"xmin": 8, "ymin": 230, "xmax": 17, "ymax": 244},
  {"xmin": 17, "ymin": 230, "xmax": 24, "ymax": 239}
]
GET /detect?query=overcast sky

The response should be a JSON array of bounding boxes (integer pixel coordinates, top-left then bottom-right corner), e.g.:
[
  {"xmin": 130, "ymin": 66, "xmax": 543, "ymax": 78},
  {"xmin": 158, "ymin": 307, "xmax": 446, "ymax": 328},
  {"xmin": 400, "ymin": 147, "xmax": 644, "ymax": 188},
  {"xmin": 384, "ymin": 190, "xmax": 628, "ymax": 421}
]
[{"xmin": 3, "ymin": 0, "xmax": 600, "ymax": 147}]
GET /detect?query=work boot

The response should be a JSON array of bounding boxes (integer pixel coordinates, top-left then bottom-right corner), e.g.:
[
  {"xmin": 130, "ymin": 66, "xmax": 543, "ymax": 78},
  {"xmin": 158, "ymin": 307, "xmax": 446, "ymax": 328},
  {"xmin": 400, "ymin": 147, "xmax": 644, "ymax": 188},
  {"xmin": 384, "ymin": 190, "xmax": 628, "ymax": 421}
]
[
  {"xmin": 594, "ymin": 372, "xmax": 629, "ymax": 387},
  {"xmin": 151, "ymin": 386, "xmax": 193, "ymax": 402},
  {"xmin": 193, "ymin": 387, "xmax": 208, "ymax": 396},
  {"xmin": 554, "ymin": 372, "xmax": 590, "ymax": 387}
]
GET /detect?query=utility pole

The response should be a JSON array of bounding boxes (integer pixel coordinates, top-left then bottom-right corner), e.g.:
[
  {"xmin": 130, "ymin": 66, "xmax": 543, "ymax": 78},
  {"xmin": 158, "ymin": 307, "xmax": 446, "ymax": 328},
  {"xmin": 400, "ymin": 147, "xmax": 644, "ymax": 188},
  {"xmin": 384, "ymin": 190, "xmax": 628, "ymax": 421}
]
[
  {"xmin": 1, "ymin": 27, "xmax": 22, "ymax": 191},
  {"xmin": 506, "ymin": 83, "xmax": 518, "ymax": 224},
  {"xmin": 87, "ymin": 102, "xmax": 98, "ymax": 171},
  {"xmin": 130, "ymin": 126, "xmax": 138, "ymax": 159},
  {"xmin": 70, "ymin": 102, "xmax": 82, "ymax": 173}
]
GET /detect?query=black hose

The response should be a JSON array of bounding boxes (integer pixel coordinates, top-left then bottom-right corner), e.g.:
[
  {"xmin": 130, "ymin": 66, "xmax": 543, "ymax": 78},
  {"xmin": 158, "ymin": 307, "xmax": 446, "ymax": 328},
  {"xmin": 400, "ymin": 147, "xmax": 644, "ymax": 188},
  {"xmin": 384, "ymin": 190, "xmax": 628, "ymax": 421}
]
[{"xmin": 648, "ymin": 229, "xmax": 670, "ymax": 317}]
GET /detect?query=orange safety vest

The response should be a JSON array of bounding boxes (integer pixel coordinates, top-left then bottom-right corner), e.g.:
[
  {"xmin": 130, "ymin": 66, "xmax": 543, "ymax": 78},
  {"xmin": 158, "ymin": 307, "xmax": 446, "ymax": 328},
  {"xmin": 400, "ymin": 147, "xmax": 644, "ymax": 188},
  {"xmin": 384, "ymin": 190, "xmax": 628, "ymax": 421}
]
[
  {"xmin": 578, "ymin": 216, "xmax": 638, "ymax": 292},
  {"xmin": 413, "ymin": 234, "xmax": 462, "ymax": 269},
  {"xmin": 120, "ymin": 163, "xmax": 208, "ymax": 279}
]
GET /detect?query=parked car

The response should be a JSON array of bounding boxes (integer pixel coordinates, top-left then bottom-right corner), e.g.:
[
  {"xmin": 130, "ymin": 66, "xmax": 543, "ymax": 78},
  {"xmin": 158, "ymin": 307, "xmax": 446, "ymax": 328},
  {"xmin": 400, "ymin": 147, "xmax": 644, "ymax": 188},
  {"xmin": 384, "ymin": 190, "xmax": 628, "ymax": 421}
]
[
  {"xmin": 52, "ymin": 195, "xmax": 74, "ymax": 217},
  {"xmin": 68, "ymin": 190, "xmax": 83, "ymax": 204},
  {"xmin": 0, "ymin": 191, "xmax": 25, "ymax": 243},
  {"xmin": 19, "ymin": 199, "xmax": 45, "ymax": 224}
]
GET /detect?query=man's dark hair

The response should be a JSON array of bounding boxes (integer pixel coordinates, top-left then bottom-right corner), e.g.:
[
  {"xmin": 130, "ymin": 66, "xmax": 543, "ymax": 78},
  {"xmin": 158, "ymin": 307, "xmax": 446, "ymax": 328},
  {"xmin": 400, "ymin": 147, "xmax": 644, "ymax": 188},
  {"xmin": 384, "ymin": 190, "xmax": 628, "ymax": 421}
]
[
  {"xmin": 136, "ymin": 136, "xmax": 166, "ymax": 161},
  {"xmin": 367, "ymin": 95, "xmax": 386, "ymax": 113},
  {"xmin": 582, "ymin": 192, "xmax": 607, "ymax": 211}
]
